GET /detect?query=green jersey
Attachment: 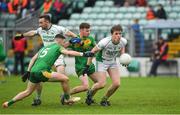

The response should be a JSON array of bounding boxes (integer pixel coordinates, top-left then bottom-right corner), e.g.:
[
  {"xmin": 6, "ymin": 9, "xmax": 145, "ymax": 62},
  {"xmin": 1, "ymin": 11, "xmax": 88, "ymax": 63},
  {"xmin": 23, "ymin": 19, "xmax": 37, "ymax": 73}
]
[
  {"xmin": 69, "ymin": 35, "xmax": 96, "ymax": 76},
  {"xmin": 31, "ymin": 43, "xmax": 64, "ymax": 72}
]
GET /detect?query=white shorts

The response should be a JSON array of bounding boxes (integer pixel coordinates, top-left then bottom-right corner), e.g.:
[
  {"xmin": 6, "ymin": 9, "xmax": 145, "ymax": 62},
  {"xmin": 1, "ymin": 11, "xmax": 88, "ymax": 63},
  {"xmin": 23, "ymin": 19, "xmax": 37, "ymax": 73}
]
[
  {"xmin": 54, "ymin": 54, "xmax": 66, "ymax": 67},
  {"xmin": 96, "ymin": 60, "xmax": 118, "ymax": 72}
]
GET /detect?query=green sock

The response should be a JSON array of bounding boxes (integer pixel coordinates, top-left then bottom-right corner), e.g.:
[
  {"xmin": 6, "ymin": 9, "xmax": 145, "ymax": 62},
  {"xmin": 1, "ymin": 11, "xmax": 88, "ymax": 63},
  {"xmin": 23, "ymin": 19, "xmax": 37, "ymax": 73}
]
[
  {"xmin": 64, "ymin": 93, "xmax": 70, "ymax": 100},
  {"xmin": 36, "ymin": 94, "xmax": 41, "ymax": 100},
  {"xmin": 8, "ymin": 100, "xmax": 15, "ymax": 106},
  {"xmin": 36, "ymin": 91, "xmax": 41, "ymax": 100},
  {"xmin": 88, "ymin": 89, "xmax": 93, "ymax": 96},
  {"xmin": 101, "ymin": 96, "xmax": 108, "ymax": 102}
]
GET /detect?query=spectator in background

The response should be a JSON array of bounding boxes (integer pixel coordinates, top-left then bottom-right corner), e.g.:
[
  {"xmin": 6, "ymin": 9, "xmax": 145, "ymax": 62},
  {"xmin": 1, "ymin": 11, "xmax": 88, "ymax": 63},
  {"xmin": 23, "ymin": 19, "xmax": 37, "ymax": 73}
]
[
  {"xmin": 51, "ymin": 0, "xmax": 64, "ymax": 23},
  {"xmin": 169, "ymin": 0, "xmax": 176, "ymax": 6},
  {"xmin": 136, "ymin": 0, "xmax": 147, "ymax": 7},
  {"xmin": 0, "ymin": 0, "xmax": 8, "ymax": 13},
  {"xmin": 155, "ymin": 4, "xmax": 167, "ymax": 20},
  {"xmin": 20, "ymin": 0, "xmax": 28, "ymax": 9},
  {"xmin": 114, "ymin": 0, "xmax": 125, "ymax": 6},
  {"xmin": 16, "ymin": 3, "xmax": 22, "ymax": 18},
  {"xmin": 124, "ymin": 0, "xmax": 136, "ymax": 6},
  {"xmin": 41, "ymin": 0, "xmax": 53, "ymax": 14},
  {"xmin": 29, "ymin": 0, "xmax": 36, "ymax": 13},
  {"xmin": 146, "ymin": 5, "xmax": 156, "ymax": 20},
  {"xmin": 131, "ymin": 19, "xmax": 145, "ymax": 56},
  {"xmin": 22, "ymin": 0, "xmax": 36, "ymax": 18},
  {"xmin": 124, "ymin": 1, "xmax": 130, "ymax": 7},
  {"xmin": 53, "ymin": 0, "xmax": 64, "ymax": 13},
  {"xmin": 12, "ymin": 32, "xmax": 27, "ymax": 75},
  {"xmin": 85, "ymin": 0, "xmax": 96, "ymax": 7},
  {"xmin": 149, "ymin": 37, "xmax": 169, "ymax": 76},
  {"xmin": 8, "ymin": 0, "xmax": 17, "ymax": 14},
  {"xmin": 35, "ymin": 0, "xmax": 44, "ymax": 10},
  {"xmin": 21, "ymin": 0, "xmax": 36, "ymax": 18},
  {"xmin": 13, "ymin": 0, "xmax": 19, "ymax": 7}
]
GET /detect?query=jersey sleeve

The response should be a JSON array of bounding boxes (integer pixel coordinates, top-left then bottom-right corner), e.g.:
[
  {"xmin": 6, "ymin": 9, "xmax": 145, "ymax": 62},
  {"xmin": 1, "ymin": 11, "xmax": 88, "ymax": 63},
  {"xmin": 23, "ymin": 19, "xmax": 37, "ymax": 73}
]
[
  {"xmin": 34, "ymin": 28, "xmax": 41, "ymax": 35},
  {"xmin": 57, "ymin": 26, "xmax": 69, "ymax": 36},
  {"xmin": 96, "ymin": 38, "xmax": 108, "ymax": 50},
  {"xmin": 121, "ymin": 37, "xmax": 127, "ymax": 47}
]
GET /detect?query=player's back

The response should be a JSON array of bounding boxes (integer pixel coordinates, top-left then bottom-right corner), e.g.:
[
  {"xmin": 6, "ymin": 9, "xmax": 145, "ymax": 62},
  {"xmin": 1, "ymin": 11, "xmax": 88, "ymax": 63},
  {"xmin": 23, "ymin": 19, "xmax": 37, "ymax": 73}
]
[{"xmin": 31, "ymin": 43, "xmax": 63, "ymax": 72}]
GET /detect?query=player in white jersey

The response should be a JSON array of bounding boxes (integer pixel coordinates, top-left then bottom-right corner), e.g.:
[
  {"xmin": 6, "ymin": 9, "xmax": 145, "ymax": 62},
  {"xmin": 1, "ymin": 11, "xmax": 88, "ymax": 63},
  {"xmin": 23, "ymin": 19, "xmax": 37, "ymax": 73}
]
[
  {"xmin": 15, "ymin": 15, "xmax": 80, "ymax": 106},
  {"xmin": 84, "ymin": 25, "xmax": 127, "ymax": 106}
]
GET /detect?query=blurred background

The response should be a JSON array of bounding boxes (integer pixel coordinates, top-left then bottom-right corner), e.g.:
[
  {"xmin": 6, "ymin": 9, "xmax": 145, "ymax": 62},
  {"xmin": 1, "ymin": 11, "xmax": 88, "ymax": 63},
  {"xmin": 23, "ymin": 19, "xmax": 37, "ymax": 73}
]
[{"xmin": 0, "ymin": 0, "xmax": 180, "ymax": 77}]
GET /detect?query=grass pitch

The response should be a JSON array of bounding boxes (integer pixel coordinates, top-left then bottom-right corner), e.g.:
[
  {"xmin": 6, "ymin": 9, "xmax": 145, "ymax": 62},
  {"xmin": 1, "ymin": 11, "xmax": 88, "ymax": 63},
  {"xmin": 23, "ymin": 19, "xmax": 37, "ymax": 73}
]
[{"xmin": 0, "ymin": 76, "xmax": 180, "ymax": 114}]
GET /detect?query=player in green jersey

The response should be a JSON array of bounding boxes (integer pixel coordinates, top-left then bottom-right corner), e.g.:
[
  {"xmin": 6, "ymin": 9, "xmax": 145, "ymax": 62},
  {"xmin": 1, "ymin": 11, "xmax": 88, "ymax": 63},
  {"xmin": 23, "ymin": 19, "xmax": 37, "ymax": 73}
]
[
  {"xmin": 67, "ymin": 23, "xmax": 106, "ymax": 104},
  {"xmin": 0, "ymin": 38, "xmax": 7, "ymax": 83},
  {"xmin": 14, "ymin": 14, "xmax": 81, "ymax": 106},
  {"xmin": 2, "ymin": 34, "xmax": 94, "ymax": 108}
]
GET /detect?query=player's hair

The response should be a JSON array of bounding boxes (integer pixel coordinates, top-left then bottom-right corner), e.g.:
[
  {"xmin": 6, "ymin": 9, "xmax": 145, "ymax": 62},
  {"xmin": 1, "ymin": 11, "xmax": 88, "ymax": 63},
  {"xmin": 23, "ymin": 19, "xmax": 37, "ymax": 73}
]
[
  {"xmin": 111, "ymin": 24, "xmax": 123, "ymax": 34},
  {"xmin": 79, "ymin": 23, "xmax": 90, "ymax": 29},
  {"xmin": 55, "ymin": 34, "xmax": 65, "ymax": 39},
  {"xmin": 39, "ymin": 14, "xmax": 51, "ymax": 22}
]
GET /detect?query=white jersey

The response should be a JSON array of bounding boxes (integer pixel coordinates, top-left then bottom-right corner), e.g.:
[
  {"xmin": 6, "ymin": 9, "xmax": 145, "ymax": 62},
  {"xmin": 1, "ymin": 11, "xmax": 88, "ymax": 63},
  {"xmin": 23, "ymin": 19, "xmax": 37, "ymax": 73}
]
[
  {"xmin": 35, "ymin": 24, "xmax": 69, "ymax": 46},
  {"xmin": 96, "ymin": 36, "xmax": 127, "ymax": 62}
]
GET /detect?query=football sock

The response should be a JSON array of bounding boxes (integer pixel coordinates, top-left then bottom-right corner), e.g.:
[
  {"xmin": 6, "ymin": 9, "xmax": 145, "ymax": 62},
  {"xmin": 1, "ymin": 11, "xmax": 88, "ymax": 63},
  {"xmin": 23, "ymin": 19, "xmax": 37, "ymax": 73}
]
[
  {"xmin": 64, "ymin": 93, "xmax": 70, "ymax": 100},
  {"xmin": 36, "ymin": 91, "xmax": 41, "ymax": 100},
  {"xmin": 88, "ymin": 89, "xmax": 93, "ymax": 96},
  {"xmin": 8, "ymin": 100, "xmax": 15, "ymax": 106},
  {"xmin": 101, "ymin": 96, "xmax": 108, "ymax": 102}
]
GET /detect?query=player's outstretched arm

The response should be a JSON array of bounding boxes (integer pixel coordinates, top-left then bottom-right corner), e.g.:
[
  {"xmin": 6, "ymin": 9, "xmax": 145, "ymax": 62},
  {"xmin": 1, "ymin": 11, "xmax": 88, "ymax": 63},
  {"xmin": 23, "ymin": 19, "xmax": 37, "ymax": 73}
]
[
  {"xmin": 83, "ymin": 46, "xmax": 100, "ymax": 75},
  {"xmin": 63, "ymin": 37, "xmax": 82, "ymax": 48},
  {"xmin": 61, "ymin": 49, "xmax": 94, "ymax": 57},
  {"xmin": 15, "ymin": 30, "xmax": 37, "ymax": 40},
  {"xmin": 65, "ymin": 30, "xmax": 78, "ymax": 38},
  {"xmin": 87, "ymin": 46, "xmax": 100, "ymax": 65},
  {"xmin": 21, "ymin": 53, "xmax": 38, "ymax": 82},
  {"xmin": 23, "ymin": 30, "xmax": 37, "ymax": 37}
]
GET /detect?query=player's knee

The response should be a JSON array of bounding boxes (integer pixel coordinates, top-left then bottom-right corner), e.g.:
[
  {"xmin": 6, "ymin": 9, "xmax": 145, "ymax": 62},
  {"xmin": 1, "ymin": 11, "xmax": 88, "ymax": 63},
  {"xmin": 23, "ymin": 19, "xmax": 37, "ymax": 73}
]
[
  {"xmin": 82, "ymin": 84, "xmax": 89, "ymax": 91},
  {"xmin": 99, "ymin": 81, "xmax": 106, "ymax": 89},
  {"xmin": 63, "ymin": 77, "xmax": 69, "ymax": 82},
  {"xmin": 24, "ymin": 90, "xmax": 33, "ymax": 96},
  {"xmin": 113, "ymin": 82, "xmax": 120, "ymax": 88}
]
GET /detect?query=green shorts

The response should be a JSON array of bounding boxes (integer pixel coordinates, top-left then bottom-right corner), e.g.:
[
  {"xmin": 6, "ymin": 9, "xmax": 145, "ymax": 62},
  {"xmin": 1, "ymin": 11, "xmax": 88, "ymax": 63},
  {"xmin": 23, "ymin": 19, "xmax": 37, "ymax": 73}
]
[
  {"xmin": 76, "ymin": 63, "xmax": 95, "ymax": 77},
  {"xmin": 29, "ymin": 71, "xmax": 49, "ymax": 83}
]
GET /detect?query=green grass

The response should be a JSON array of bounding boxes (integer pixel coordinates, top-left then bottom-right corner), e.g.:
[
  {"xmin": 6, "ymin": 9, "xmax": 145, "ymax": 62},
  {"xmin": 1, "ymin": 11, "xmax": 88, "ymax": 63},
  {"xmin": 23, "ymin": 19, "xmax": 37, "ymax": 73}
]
[{"xmin": 0, "ymin": 76, "xmax": 180, "ymax": 114}]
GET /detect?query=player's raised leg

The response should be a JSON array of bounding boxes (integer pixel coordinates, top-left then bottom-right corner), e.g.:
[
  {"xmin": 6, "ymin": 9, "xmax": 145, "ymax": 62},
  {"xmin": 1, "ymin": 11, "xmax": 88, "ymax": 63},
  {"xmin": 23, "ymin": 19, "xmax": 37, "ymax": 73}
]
[
  {"xmin": 2, "ymin": 81, "xmax": 37, "ymax": 108},
  {"xmin": 32, "ymin": 56, "xmax": 66, "ymax": 106},
  {"xmin": 70, "ymin": 75, "xmax": 89, "ymax": 95}
]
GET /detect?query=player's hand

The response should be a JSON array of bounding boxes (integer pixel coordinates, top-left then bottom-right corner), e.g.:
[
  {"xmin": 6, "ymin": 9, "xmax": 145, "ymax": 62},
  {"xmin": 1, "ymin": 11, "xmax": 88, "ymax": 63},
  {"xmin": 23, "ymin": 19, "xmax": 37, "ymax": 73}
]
[
  {"xmin": 69, "ymin": 37, "xmax": 81, "ymax": 44},
  {"xmin": 15, "ymin": 34, "xmax": 24, "ymax": 40},
  {"xmin": 22, "ymin": 71, "xmax": 30, "ymax": 82},
  {"xmin": 82, "ymin": 65, "xmax": 90, "ymax": 76},
  {"xmin": 83, "ymin": 51, "xmax": 94, "ymax": 57},
  {"xmin": 122, "ymin": 64, "xmax": 129, "ymax": 67}
]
